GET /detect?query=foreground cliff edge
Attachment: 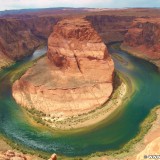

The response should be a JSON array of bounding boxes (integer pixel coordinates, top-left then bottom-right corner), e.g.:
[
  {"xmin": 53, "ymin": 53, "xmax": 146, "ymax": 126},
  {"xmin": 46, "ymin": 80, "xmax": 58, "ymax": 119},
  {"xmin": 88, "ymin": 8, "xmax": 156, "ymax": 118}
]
[{"xmin": 11, "ymin": 18, "xmax": 128, "ymax": 130}]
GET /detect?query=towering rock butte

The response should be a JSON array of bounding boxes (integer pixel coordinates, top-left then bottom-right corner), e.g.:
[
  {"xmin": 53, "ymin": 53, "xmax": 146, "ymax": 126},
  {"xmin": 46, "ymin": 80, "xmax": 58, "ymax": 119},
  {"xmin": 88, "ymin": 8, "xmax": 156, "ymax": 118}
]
[
  {"xmin": 12, "ymin": 18, "xmax": 114, "ymax": 119},
  {"xmin": 122, "ymin": 18, "xmax": 160, "ymax": 67}
]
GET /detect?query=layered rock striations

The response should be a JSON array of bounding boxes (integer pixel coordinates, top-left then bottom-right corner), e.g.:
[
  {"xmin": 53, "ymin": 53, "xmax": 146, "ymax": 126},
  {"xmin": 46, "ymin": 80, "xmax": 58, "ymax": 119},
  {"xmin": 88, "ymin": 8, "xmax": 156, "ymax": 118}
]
[
  {"xmin": 122, "ymin": 18, "xmax": 160, "ymax": 67},
  {"xmin": 86, "ymin": 15, "xmax": 134, "ymax": 44},
  {"xmin": 0, "ymin": 16, "xmax": 59, "ymax": 69},
  {"xmin": 1, "ymin": 8, "xmax": 160, "ymax": 70},
  {"xmin": 12, "ymin": 18, "xmax": 114, "ymax": 119},
  {"xmin": 0, "ymin": 14, "xmax": 132, "ymax": 70}
]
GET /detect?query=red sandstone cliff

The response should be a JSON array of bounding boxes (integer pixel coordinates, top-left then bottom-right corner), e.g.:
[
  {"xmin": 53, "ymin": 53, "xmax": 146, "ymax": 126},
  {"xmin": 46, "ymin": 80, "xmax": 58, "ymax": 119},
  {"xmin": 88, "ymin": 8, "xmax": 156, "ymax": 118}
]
[
  {"xmin": 0, "ymin": 14, "xmax": 131, "ymax": 70},
  {"xmin": 12, "ymin": 18, "xmax": 114, "ymax": 121},
  {"xmin": 1, "ymin": 8, "xmax": 160, "ymax": 70},
  {"xmin": 0, "ymin": 16, "xmax": 60, "ymax": 69},
  {"xmin": 122, "ymin": 18, "xmax": 160, "ymax": 67},
  {"xmin": 86, "ymin": 15, "xmax": 134, "ymax": 43}
]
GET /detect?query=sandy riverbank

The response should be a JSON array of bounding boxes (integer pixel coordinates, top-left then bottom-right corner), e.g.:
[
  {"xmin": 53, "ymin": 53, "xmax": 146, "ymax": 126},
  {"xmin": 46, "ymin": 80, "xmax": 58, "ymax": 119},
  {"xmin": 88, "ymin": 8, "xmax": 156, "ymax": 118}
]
[{"xmin": 24, "ymin": 72, "xmax": 128, "ymax": 130}]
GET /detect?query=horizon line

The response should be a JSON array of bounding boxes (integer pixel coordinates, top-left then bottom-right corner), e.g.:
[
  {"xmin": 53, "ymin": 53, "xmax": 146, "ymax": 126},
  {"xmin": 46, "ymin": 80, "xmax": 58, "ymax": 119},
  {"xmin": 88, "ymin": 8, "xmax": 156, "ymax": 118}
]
[{"xmin": 0, "ymin": 6, "xmax": 160, "ymax": 12}]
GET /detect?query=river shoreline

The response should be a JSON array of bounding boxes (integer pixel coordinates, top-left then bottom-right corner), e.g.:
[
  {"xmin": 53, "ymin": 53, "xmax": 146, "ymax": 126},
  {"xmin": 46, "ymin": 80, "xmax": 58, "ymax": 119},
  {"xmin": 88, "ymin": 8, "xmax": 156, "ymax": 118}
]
[
  {"xmin": 6, "ymin": 44, "xmax": 133, "ymax": 159},
  {"xmin": 23, "ymin": 71, "xmax": 128, "ymax": 131},
  {"xmin": 0, "ymin": 47, "xmax": 130, "ymax": 159},
  {"xmin": 1, "ymin": 43, "xmax": 160, "ymax": 160},
  {"xmin": 121, "ymin": 44, "xmax": 160, "ymax": 70}
]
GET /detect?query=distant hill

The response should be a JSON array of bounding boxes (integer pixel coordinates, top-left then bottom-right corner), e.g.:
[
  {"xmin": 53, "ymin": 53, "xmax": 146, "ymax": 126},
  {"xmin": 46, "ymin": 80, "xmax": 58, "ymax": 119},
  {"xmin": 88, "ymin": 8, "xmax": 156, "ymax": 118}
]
[{"xmin": 0, "ymin": 7, "xmax": 89, "ymax": 16}]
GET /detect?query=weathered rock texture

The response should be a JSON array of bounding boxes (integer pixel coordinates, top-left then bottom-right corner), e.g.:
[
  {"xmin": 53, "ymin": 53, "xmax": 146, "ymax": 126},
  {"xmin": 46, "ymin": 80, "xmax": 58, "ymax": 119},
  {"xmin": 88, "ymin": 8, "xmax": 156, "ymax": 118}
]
[
  {"xmin": 1, "ymin": 8, "xmax": 160, "ymax": 70},
  {"xmin": 12, "ymin": 18, "xmax": 114, "ymax": 118},
  {"xmin": 0, "ymin": 16, "xmax": 60, "ymax": 69},
  {"xmin": 122, "ymin": 18, "xmax": 160, "ymax": 67},
  {"xmin": 86, "ymin": 15, "xmax": 134, "ymax": 44},
  {"xmin": 2, "ymin": 8, "xmax": 160, "ymax": 70}
]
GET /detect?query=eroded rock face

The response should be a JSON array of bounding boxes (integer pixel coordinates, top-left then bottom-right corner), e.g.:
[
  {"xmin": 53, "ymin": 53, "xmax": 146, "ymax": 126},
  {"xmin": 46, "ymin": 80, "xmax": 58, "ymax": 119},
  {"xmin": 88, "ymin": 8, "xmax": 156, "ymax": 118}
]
[
  {"xmin": 1, "ymin": 9, "xmax": 160, "ymax": 70},
  {"xmin": 0, "ymin": 16, "xmax": 59, "ymax": 69},
  {"xmin": 13, "ymin": 18, "xmax": 114, "ymax": 120},
  {"xmin": 0, "ymin": 13, "xmax": 134, "ymax": 70},
  {"xmin": 86, "ymin": 15, "xmax": 134, "ymax": 44},
  {"xmin": 122, "ymin": 18, "xmax": 160, "ymax": 64}
]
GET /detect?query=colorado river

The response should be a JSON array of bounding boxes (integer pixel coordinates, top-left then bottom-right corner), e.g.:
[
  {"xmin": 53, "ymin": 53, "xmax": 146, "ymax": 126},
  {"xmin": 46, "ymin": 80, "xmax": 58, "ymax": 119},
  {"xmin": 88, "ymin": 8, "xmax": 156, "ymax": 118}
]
[{"xmin": 0, "ymin": 44, "xmax": 159, "ymax": 158}]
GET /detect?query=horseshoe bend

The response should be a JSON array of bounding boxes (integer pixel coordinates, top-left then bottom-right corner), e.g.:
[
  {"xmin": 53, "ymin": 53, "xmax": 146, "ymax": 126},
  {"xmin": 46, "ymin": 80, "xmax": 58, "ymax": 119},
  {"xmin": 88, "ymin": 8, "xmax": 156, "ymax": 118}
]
[
  {"xmin": 1, "ymin": 7, "xmax": 160, "ymax": 160},
  {"xmin": 12, "ymin": 18, "xmax": 117, "ymax": 129}
]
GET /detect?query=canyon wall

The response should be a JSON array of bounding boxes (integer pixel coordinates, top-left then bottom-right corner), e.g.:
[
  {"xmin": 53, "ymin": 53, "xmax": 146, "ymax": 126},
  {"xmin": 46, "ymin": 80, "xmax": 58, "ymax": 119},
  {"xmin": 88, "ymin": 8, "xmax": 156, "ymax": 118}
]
[
  {"xmin": 0, "ymin": 13, "xmax": 135, "ymax": 69},
  {"xmin": 1, "ymin": 8, "xmax": 160, "ymax": 70},
  {"xmin": 122, "ymin": 18, "xmax": 160, "ymax": 67},
  {"xmin": 12, "ymin": 18, "xmax": 114, "ymax": 119},
  {"xmin": 0, "ymin": 16, "xmax": 60, "ymax": 69},
  {"xmin": 86, "ymin": 15, "xmax": 134, "ymax": 43}
]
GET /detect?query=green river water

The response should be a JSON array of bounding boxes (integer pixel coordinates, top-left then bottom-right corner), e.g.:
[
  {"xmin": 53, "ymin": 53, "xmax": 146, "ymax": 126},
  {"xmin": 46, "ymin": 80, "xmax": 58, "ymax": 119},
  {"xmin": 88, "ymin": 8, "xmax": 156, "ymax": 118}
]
[{"xmin": 0, "ymin": 44, "xmax": 159, "ymax": 158}]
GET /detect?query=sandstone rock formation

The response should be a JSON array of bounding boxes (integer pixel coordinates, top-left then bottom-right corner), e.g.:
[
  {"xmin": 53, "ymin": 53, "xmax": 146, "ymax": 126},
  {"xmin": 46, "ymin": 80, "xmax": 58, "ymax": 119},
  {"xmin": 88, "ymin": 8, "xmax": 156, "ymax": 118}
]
[
  {"xmin": 86, "ymin": 15, "xmax": 134, "ymax": 44},
  {"xmin": 0, "ymin": 16, "xmax": 60, "ymax": 69},
  {"xmin": 1, "ymin": 8, "xmax": 160, "ymax": 70},
  {"xmin": 122, "ymin": 18, "xmax": 160, "ymax": 67},
  {"xmin": 12, "ymin": 18, "xmax": 114, "ymax": 120},
  {"xmin": 48, "ymin": 154, "xmax": 57, "ymax": 160}
]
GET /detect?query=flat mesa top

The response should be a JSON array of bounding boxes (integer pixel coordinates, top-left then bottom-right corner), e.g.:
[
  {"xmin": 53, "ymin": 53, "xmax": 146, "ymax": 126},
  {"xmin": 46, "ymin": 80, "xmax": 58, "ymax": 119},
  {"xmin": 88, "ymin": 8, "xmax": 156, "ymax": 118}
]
[
  {"xmin": 57, "ymin": 17, "xmax": 91, "ymax": 27},
  {"xmin": 134, "ymin": 18, "xmax": 160, "ymax": 24}
]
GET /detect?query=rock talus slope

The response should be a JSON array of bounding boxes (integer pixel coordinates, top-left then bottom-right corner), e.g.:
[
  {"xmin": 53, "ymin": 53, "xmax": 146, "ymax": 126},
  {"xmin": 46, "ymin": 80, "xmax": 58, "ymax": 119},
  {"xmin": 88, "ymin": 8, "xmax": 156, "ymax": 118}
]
[{"xmin": 12, "ymin": 18, "xmax": 114, "ymax": 119}]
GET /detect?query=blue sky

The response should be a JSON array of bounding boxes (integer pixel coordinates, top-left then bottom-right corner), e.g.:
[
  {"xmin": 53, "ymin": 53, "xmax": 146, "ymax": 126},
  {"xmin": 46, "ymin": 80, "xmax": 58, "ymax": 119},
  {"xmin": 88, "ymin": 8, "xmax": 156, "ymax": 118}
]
[{"xmin": 0, "ymin": 0, "xmax": 160, "ymax": 11}]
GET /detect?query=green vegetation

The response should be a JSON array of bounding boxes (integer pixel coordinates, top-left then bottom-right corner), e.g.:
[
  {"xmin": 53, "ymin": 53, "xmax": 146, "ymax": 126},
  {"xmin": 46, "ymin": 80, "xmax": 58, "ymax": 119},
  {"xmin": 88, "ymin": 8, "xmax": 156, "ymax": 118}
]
[
  {"xmin": 85, "ymin": 105, "xmax": 160, "ymax": 159},
  {"xmin": 19, "ymin": 70, "xmax": 128, "ymax": 133},
  {"xmin": 25, "ymin": 107, "xmax": 47, "ymax": 126},
  {"xmin": 10, "ymin": 61, "xmax": 34, "ymax": 83},
  {"xmin": 10, "ymin": 54, "xmax": 45, "ymax": 84}
]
